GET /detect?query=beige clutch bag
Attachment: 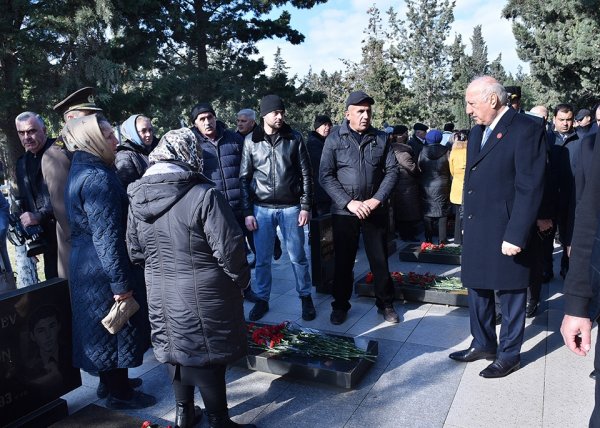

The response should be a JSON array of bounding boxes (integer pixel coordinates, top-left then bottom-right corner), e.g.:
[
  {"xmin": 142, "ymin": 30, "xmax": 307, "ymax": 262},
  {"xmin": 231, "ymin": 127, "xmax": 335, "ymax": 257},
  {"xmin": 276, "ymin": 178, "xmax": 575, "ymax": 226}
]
[{"xmin": 101, "ymin": 297, "xmax": 140, "ymax": 334}]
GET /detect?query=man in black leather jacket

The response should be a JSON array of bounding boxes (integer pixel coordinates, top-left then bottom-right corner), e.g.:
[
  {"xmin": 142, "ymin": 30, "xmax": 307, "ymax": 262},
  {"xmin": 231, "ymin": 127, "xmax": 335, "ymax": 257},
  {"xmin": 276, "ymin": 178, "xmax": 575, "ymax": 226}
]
[
  {"xmin": 239, "ymin": 94, "xmax": 315, "ymax": 322},
  {"xmin": 320, "ymin": 91, "xmax": 400, "ymax": 325}
]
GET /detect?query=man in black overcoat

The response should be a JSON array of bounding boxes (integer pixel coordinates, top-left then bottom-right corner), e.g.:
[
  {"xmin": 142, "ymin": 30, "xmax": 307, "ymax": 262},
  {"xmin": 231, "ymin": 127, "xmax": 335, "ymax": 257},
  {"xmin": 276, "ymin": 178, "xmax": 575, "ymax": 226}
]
[
  {"xmin": 560, "ymin": 129, "xmax": 600, "ymax": 427},
  {"xmin": 449, "ymin": 76, "xmax": 546, "ymax": 378}
]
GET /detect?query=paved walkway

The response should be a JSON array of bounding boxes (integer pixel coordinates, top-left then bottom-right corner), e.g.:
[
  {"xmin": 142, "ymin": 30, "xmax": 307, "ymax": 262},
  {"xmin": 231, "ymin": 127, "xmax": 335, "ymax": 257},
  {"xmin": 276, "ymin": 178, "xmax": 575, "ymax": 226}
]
[{"xmin": 62, "ymin": 236, "xmax": 596, "ymax": 427}]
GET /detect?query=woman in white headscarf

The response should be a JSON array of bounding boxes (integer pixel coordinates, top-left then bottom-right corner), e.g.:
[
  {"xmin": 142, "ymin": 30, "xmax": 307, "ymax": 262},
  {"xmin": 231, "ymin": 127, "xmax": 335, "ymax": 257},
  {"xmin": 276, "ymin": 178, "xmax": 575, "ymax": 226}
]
[
  {"xmin": 115, "ymin": 114, "xmax": 156, "ymax": 189},
  {"xmin": 62, "ymin": 114, "xmax": 155, "ymax": 410},
  {"xmin": 127, "ymin": 128, "xmax": 254, "ymax": 428}
]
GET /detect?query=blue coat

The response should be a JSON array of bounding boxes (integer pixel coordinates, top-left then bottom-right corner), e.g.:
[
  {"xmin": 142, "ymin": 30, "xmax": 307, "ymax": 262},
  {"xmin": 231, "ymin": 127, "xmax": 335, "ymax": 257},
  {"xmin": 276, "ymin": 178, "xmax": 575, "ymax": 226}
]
[
  {"xmin": 192, "ymin": 123, "xmax": 244, "ymax": 215},
  {"xmin": 66, "ymin": 151, "xmax": 149, "ymax": 371},
  {"xmin": 461, "ymin": 108, "xmax": 546, "ymax": 290}
]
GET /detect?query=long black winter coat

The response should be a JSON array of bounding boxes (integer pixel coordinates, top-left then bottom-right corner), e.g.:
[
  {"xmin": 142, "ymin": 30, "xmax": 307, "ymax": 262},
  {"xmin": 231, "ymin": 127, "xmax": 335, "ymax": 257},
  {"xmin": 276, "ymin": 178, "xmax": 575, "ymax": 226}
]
[
  {"xmin": 66, "ymin": 151, "xmax": 150, "ymax": 371},
  {"xmin": 391, "ymin": 142, "xmax": 421, "ymax": 222},
  {"xmin": 418, "ymin": 144, "xmax": 451, "ymax": 217},
  {"xmin": 462, "ymin": 109, "xmax": 545, "ymax": 290},
  {"xmin": 127, "ymin": 168, "xmax": 249, "ymax": 367}
]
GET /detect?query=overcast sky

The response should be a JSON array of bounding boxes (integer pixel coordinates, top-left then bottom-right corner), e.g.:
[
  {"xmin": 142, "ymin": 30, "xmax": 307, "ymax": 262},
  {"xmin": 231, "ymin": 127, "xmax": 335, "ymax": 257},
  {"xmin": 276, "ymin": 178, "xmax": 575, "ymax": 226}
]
[{"xmin": 255, "ymin": 0, "xmax": 528, "ymax": 78}]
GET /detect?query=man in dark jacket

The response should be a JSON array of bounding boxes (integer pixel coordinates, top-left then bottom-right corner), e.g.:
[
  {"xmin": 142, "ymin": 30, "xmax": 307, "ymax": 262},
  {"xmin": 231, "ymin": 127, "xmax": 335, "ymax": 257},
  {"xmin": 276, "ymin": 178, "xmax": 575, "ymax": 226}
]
[
  {"xmin": 549, "ymin": 104, "xmax": 581, "ymax": 279},
  {"xmin": 575, "ymin": 108, "xmax": 592, "ymax": 139},
  {"xmin": 408, "ymin": 122, "xmax": 428, "ymax": 160},
  {"xmin": 320, "ymin": 90, "xmax": 400, "ymax": 325},
  {"xmin": 15, "ymin": 112, "xmax": 58, "ymax": 279},
  {"xmin": 448, "ymin": 76, "xmax": 545, "ymax": 378},
  {"xmin": 240, "ymin": 94, "xmax": 315, "ymax": 322},
  {"xmin": 191, "ymin": 103, "xmax": 245, "ymax": 226},
  {"xmin": 306, "ymin": 114, "xmax": 333, "ymax": 217},
  {"xmin": 560, "ymin": 129, "xmax": 600, "ymax": 427},
  {"xmin": 236, "ymin": 108, "xmax": 257, "ymax": 137}
]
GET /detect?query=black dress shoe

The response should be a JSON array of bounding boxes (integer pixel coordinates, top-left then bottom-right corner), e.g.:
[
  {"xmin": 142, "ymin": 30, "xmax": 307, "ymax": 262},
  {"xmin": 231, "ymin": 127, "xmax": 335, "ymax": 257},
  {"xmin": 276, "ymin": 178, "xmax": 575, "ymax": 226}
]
[
  {"xmin": 590, "ymin": 370, "xmax": 597, "ymax": 380},
  {"xmin": 526, "ymin": 301, "xmax": 539, "ymax": 318},
  {"xmin": 479, "ymin": 359, "xmax": 520, "ymax": 378},
  {"xmin": 449, "ymin": 347, "xmax": 496, "ymax": 362},
  {"xmin": 330, "ymin": 309, "xmax": 347, "ymax": 325}
]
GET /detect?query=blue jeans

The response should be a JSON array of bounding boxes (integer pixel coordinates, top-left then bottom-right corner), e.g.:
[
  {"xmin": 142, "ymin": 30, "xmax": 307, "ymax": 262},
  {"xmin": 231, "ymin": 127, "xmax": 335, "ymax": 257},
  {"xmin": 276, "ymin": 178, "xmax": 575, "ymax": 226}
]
[{"xmin": 252, "ymin": 205, "xmax": 311, "ymax": 301}]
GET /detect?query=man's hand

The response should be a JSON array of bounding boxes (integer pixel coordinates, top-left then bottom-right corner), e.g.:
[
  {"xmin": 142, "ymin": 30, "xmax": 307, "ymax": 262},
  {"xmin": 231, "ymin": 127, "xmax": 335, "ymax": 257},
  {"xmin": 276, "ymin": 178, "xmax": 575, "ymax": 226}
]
[
  {"xmin": 567, "ymin": 245, "xmax": 571, "ymax": 257},
  {"xmin": 363, "ymin": 198, "xmax": 381, "ymax": 211},
  {"xmin": 347, "ymin": 200, "xmax": 371, "ymax": 219},
  {"xmin": 298, "ymin": 210, "xmax": 310, "ymax": 227},
  {"xmin": 561, "ymin": 314, "xmax": 592, "ymax": 356},
  {"xmin": 536, "ymin": 219, "xmax": 553, "ymax": 232},
  {"xmin": 501, "ymin": 241, "xmax": 521, "ymax": 256},
  {"xmin": 20, "ymin": 211, "xmax": 41, "ymax": 227},
  {"xmin": 245, "ymin": 215, "xmax": 258, "ymax": 231}
]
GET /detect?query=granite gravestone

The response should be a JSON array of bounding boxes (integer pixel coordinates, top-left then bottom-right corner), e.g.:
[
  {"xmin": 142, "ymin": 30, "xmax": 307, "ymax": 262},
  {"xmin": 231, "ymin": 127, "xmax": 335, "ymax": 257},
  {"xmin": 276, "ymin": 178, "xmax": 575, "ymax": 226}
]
[
  {"xmin": 309, "ymin": 215, "xmax": 335, "ymax": 294},
  {"xmin": 0, "ymin": 278, "xmax": 81, "ymax": 426}
]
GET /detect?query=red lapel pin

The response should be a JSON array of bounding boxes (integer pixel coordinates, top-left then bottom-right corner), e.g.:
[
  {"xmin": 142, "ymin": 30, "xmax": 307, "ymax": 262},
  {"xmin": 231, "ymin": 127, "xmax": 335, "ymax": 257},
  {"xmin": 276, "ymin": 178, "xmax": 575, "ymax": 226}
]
[{"xmin": 496, "ymin": 132, "xmax": 503, "ymax": 139}]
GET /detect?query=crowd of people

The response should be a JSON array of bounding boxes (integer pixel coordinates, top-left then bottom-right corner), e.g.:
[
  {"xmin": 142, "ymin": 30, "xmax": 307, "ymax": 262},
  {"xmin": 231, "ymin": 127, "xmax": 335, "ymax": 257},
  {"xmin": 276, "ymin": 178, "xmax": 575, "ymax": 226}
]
[{"xmin": 4, "ymin": 75, "xmax": 600, "ymax": 427}]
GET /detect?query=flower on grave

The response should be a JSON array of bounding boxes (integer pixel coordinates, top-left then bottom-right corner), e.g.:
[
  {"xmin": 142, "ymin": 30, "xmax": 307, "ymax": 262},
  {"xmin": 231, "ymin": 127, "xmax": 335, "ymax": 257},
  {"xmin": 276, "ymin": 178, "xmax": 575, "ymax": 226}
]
[
  {"xmin": 246, "ymin": 321, "xmax": 376, "ymax": 361},
  {"xmin": 365, "ymin": 271, "xmax": 464, "ymax": 291},
  {"xmin": 420, "ymin": 242, "xmax": 445, "ymax": 251}
]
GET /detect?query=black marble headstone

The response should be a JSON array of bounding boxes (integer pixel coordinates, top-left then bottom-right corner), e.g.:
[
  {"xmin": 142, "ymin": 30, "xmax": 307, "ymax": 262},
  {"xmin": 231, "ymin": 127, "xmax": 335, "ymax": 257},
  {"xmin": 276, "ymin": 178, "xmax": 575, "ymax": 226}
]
[
  {"xmin": 0, "ymin": 278, "xmax": 81, "ymax": 427},
  {"xmin": 309, "ymin": 215, "xmax": 335, "ymax": 294}
]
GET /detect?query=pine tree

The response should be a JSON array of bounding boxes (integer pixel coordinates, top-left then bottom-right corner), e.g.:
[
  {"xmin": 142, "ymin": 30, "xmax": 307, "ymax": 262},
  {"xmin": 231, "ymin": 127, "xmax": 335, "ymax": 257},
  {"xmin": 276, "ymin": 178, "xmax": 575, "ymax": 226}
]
[
  {"xmin": 468, "ymin": 25, "xmax": 488, "ymax": 77},
  {"xmin": 389, "ymin": 0, "xmax": 456, "ymax": 127},
  {"xmin": 343, "ymin": 7, "xmax": 412, "ymax": 127},
  {"xmin": 503, "ymin": 0, "xmax": 600, "ymax": 107}
]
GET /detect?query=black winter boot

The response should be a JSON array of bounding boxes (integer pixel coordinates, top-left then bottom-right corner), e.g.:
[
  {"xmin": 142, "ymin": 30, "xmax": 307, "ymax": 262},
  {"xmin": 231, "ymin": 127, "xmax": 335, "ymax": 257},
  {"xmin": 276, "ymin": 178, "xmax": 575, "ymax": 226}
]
[
  {"xmin": 175, "ymin": 401, "xmax": 202, "ymax": 428},
  {"xmin": 206, "ymin": 411, "xmax": 257, "ymax": 428}
]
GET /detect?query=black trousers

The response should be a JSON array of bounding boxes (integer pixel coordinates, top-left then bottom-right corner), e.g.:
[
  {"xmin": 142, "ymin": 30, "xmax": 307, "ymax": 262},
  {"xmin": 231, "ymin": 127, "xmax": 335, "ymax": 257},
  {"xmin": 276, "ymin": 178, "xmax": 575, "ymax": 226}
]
[
  {"xmin": 528, "ymin": 229, "xmax": 545, "ymax": 303},
  {"xmin": 453, "ymin": 204, "xmax": 463, "ymax": 245},
  {"xmin": 468, "ymin": 288, "xmax": 527, "ymax": 362},
  {"xmin": 423, "ymin": 216, "xmax": 447, "ymax": 244},
  {"xmin": 331, "ymin": 212, "xmax": 394, "ymax": 311},
  {"xmin": 170, "ymin": 364, "xmax": 228, "ymax": 414}
]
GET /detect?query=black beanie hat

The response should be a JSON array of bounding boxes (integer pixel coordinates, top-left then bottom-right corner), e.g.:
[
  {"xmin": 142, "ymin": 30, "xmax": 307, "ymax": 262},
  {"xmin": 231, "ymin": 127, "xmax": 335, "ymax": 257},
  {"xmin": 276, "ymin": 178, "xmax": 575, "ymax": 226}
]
[
  {"xmin": 190, "ymin": 103, "xmax": 216, "ymax": 122},
  {"xmin": 260, "ymin": 95, "xmax": 285, "ymax": 117},
  {"xmin": 313, "ymin": 115, "xmax": 332, "ymax": 130}
]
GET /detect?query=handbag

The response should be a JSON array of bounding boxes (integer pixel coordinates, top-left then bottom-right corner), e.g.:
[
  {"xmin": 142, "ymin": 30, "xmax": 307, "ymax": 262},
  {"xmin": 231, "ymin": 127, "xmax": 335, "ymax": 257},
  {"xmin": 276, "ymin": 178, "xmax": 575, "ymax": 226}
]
[{"xmin": 101, "ymin": 297, "xmax": 140, "ymax": 334}]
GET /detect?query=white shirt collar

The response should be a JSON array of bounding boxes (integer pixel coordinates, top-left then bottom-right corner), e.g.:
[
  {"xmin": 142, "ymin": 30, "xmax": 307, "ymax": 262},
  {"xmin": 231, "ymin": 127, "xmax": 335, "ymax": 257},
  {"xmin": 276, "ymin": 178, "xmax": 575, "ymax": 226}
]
[{"xmin": 488, "ymin": 106, "xmax": 509, "ymax": 131}]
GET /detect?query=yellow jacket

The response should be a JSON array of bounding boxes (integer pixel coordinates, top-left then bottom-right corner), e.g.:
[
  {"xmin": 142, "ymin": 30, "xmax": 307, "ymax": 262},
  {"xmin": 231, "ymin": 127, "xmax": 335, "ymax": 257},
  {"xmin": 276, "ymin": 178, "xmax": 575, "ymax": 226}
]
[{"xmin": 449, "ymin": 144, "xmax": 467, "ymax": 204}]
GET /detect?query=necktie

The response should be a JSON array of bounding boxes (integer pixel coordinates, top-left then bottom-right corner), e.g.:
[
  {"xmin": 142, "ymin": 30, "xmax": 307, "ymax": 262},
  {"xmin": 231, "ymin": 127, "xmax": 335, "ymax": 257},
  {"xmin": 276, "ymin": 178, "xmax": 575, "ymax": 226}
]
[{"xmin": 481, "ymin": 126, "xmax": 492, "ymax": 148}]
